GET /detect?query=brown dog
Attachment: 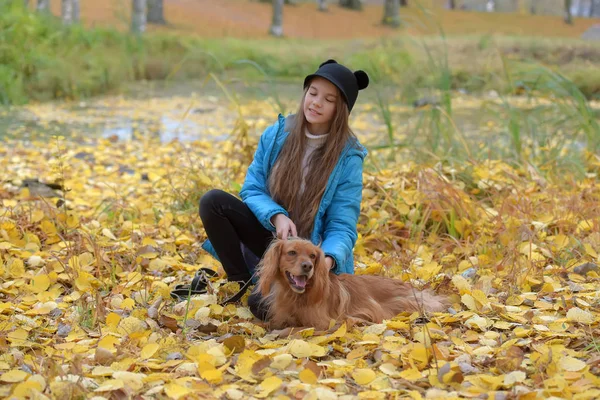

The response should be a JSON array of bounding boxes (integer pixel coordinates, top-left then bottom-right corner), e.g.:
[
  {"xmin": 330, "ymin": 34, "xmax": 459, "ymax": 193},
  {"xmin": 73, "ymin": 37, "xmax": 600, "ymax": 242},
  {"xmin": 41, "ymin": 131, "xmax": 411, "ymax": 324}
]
[{"xmin": 256, "ymin": 238, "xmax": 448, "ymax": 330}]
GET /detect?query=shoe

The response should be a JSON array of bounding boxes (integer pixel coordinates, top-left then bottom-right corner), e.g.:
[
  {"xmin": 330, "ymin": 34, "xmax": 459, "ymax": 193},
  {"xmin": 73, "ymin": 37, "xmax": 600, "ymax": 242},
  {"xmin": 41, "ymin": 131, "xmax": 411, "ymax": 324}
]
[{"xmin": 170, "ymin": 268, "xmax": 219, "ymax": 301}]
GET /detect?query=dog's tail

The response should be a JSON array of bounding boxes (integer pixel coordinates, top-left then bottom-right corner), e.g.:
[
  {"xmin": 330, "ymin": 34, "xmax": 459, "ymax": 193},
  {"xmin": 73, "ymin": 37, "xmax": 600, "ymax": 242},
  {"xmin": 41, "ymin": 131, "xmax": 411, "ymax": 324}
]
[{"xmin": 411, "ymin": 289, "xmax": 450, "ymax": 313}]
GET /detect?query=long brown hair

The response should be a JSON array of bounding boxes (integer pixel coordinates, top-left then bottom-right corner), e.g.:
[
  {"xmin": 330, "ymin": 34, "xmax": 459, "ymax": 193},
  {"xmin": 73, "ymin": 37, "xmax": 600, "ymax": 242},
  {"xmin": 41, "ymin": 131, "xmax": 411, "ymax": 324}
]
[{"xmin": 268, "ymin": 84, "xmax": 356, "ymax": 238}]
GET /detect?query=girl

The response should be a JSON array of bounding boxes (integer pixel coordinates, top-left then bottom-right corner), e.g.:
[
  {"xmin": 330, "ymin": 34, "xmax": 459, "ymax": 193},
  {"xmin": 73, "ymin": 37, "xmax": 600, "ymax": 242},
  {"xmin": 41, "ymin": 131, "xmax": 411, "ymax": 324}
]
[{"xmin": 198, "ymin": 59, "xmax": 369, "ymax": 320}]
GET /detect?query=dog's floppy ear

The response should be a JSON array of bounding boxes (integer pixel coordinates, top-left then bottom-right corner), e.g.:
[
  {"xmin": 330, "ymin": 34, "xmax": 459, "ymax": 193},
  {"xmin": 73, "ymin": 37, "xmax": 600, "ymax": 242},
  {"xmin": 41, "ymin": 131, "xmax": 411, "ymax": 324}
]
[
  {"xmin": 309, "ymin": 245, "xmax": 329, "ymax": 295},
  {"xmin": 257, "ymin": 239, "xmax": 283, "ymax": 297}
]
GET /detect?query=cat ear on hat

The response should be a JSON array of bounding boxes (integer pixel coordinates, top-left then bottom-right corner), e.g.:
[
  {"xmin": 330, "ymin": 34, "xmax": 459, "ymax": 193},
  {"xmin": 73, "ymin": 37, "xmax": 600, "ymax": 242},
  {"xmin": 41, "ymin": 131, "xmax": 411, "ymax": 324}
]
[
  {"xmin": 319, "ymin": 59, "xmax": 338, "ymax": 68},
  {"xmin": 354, "ymin": 70, "xmax": 369, "ymax": 90}
]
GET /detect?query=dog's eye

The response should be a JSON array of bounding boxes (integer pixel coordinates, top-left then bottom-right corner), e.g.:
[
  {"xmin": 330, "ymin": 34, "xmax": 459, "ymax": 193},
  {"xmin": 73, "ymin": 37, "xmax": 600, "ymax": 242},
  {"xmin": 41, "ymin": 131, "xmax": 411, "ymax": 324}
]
[
  {"xmin": 309, "ymin": 253, "xmax": 316, "ymax": 259},
  {"xmin": 287, "ymin": 250, "xmax": 297, "ymax": 256}
]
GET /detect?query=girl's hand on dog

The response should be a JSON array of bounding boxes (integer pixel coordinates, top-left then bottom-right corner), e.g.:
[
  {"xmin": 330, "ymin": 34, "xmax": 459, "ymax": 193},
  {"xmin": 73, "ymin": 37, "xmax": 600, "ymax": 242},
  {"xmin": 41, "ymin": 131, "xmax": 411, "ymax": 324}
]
[{"xmin": 271, "ymin": 214, "xmax": 297, "ymax": 240}]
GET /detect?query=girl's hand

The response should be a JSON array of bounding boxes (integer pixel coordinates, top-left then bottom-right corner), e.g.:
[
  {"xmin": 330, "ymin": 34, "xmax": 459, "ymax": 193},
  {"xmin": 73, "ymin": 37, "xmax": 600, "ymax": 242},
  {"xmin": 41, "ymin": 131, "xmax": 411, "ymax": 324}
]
[{"xmin": 271, "ymin": 214, "xmax": 298, "ymax": 240}]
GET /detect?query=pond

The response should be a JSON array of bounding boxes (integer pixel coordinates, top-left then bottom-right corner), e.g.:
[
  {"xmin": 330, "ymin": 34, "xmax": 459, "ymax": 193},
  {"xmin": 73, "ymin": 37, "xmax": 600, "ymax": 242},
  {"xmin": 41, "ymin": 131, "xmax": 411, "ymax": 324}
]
[{"xmin": 1, "ymin": 79, "xmax": 599, "ymax": 154}]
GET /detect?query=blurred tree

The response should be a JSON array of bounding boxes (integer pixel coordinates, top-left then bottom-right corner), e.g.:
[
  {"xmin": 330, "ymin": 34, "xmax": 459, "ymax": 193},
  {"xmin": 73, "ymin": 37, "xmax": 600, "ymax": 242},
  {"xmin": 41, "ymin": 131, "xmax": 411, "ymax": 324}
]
[
  {"xmin": 591, "ymin": 0, "xmax": 598, "ymax": 16},
  {"xmin": 400, "ymin": 0, "xmax": 407, "ymax": 6},
  {"xmin": 339, "ymin": 0, "xmax": 362, "ymax": 10},
  {"xmin": 576, "ymin": 0, "xmax": 584, "ymax": 15},
  {"xmin": 446, "ymin": 0, "xmax": 456, "ymax": 9},
  {"xmin": 24, "ymin": 0, "xmax": 29, "ymax": 8},
  {"xmin": 530, "ymin": 0, "xmax": 538, "ymax": 14},
  {"xmin": 486, "ymin": 0, "xmax": 496, "ymax": 12},
  {"xmin": 382, "ymin": 0, "xmax": 400, "ymax": 27},
  {"xmin": 37, "ymin": 0, "xmax": 49, "ymax": 12},
  {"xmin": 565, "ymin": 0, "xmax": 573, "ymax": 23},
  {"xmin": 132, "ymin": 0, "xmax": 147, "ymax": 34},
  {"xmin": 317, "ymin": 0, "xmax": 327, "ymax": 11},
  {"xmin": 148, "ymin": 0, "xmax": 166, "ymax": 24},
  {"xmin": 259, "ymin": 0, "xmax": 295, "ymax": 4},
  {"xmin": 270, "ymin": 0, "xmax": 284, "ymax": 37},
  {"xmin": 73, "ymin": 0, "xmax": 79, "ymax": 22},
  {"xmin": 62, "ymin": 0, "xmax": 73, "ymax": 25}
]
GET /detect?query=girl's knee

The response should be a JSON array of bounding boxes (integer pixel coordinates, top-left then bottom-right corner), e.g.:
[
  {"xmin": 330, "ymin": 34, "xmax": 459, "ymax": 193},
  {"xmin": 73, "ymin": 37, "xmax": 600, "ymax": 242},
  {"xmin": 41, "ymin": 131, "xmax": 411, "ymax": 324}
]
[{"xmin": 199, "ymin": 189, "xmax": 226, "ymax": 216}]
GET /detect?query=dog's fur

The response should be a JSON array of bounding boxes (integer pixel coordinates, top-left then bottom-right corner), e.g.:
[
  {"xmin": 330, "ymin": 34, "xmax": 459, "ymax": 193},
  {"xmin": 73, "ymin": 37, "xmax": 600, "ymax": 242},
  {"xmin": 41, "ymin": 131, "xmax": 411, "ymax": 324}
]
[{"xmin": 256, "ymin": 238, "xmax": 449, "ymax": 330}]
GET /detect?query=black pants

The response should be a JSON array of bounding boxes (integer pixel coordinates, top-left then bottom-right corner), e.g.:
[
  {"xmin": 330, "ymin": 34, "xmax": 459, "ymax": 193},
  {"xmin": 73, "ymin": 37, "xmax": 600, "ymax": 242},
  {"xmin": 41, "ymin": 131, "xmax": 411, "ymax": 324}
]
[{"xmin": 199, "ymin": 189, "xmax": 273, "ymax": 321}]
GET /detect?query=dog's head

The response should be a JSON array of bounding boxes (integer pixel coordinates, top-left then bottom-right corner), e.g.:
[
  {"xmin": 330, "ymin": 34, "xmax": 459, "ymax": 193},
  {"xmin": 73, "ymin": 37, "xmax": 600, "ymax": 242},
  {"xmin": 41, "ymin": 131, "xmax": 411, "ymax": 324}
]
[{"xmin": 256, "ymin": 238, "xmax": 326, "ymax": 296}]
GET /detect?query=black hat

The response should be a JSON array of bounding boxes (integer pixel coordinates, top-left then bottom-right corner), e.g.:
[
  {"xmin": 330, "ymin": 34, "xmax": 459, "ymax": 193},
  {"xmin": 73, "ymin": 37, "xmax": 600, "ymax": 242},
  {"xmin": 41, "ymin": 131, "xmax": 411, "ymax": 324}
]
[{"xmin": 304, "ymin": 59, "xmax": 369, "ymax": 112}]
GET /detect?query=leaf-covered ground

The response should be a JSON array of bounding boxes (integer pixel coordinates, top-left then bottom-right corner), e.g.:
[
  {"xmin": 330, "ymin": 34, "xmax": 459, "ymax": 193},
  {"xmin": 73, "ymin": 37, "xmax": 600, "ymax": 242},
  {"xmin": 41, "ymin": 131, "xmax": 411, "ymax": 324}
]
[{"xmin": 1, "ymin": 95, "xmax": 600, "ymax": 399}]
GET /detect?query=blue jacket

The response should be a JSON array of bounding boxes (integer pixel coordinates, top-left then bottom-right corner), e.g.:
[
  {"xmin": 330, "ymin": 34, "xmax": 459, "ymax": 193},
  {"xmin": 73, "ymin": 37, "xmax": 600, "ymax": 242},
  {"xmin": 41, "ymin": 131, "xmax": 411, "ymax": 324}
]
[{"xmin": 201, "ymin": 114, "xmax": 367, "ymax": 275}]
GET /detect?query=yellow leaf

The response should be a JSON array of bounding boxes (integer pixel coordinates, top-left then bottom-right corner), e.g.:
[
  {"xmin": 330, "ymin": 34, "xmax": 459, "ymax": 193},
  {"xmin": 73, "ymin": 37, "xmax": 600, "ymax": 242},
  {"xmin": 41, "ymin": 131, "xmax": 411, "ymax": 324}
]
[
  {"xmin": 94, "ymin": 378, "xmax": 124, "ymax": 392},
  {"xmin": 379, "ymin": 363, "xmax": 400, "ymax": 377},
  {"xmin": 352, "ymin": 368, "xmax": 376, "ymax": 385},
  {"xmin": 102, "ymin": 228, "xmax": 117, "ymax": 240},
  {"xmin": 408, "ymin": 344, "xmax": 430, "ymax": 370},
  {"xmin": 40, "ymin": 220, "xmax": 57, "ymax": 236},
  {"xmin": 30, "ymin": 274, "xmax": 50, "ymax": 293},
  {"xmin": 164, "ymin": 383, "xmax": 193, "ymax": 399},
  {"xmin": 584, "ymin": 243, "xmax": 598, "ymax": 259},
  {"xmin": 461, "ymin": 294, "xmax": 478, "ymax": 311},
  {"xmin": 331, "ymin": 322, "xmax": 347, "ymax": 338},
  {"xmin": 414, "ymin": 261, "xmax": 441, "ymax": 281},
  {"xmin": 140, "ymin": 343, "xmax": 160, "ymax": 359},
  {"xmin": 98, "ymin": 335, "xmax": 120, "ymax": 351},
  {"xmin": 0, "ymin": 369, "xmax": 29, "ymax": 383},
  {"xmin": 399, "ymin": 367, "xmax": 422, "ymax": 380},
  {"xmin": 288, "ymin": 339, "xmax": 312, "ymax": 358},
  {"xmin": 26, "ymin": 301, "xmax": 57, "ymax": 315},
  {"xmin": 9, "ymin": 258, "xmax": 25, "ymax": 278},
  {"xmin": 299, "ymin": 368, "xmax": 318, "ymax": 384},
  {"xmin": 270, "ymin": 354, "xmax": 293, "ymax": 370},
  {"xmin": 7, "ymin": 328, "xmax": 28, "ymax": 345},
  {"xmin": 106, "ymin": 312, "xmax": 121, "ymax": 330},
  {"xmin": 452, "ymin": 275, "xmax": 472, "ymax": 294},
  {"xmin": 121, "ymin": 298, "xmax": 135, "ymax": 310},
  {"xmin": 504, "ymin": 370, "xmax": 526, "ymax": 387},
  {"xmin": 117, "ymin": 316, "xmax": 148, "ymax": 336},
  {"xmin": 75, "ymin": 271, "xmax": 94, "ymax": 291},
  {"xmin": 112, "ymin": 371, "xmax": 145, "ymax": 392},
  {"xmin": 560, "ymin": 356, "xmax": 587, "ymax": 372},
  {"xmin": 567, "ymin": 307, "xmax": 594, "ymax": 324},
  {"xmin": 200, "ymin": 368, "xmax": 222, "ymax": 384},
  {"xmin": 256, "ymin": 376, "xmax": 282, "ymax": 398},
  {"xmin": 12, "ymin": 379, "xmax": 44, "ymax": 397},
  {"xmin": 465, "ymin": 315, "xmax": 489, "ymax": 330},
  {"xmin": 472, "ymin": 290, "xmax": 489, "ymax": 306}
]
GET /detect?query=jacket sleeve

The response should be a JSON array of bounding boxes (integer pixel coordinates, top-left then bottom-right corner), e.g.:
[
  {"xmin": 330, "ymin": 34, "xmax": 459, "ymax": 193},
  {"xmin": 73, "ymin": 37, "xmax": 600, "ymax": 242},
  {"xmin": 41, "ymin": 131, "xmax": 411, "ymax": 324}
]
[
  {"xmin": 320, "ymin": 155, "xmax": 363, "ymax": 274},
  {"xmin": 240, "ymin": 122, "xmax": 288, "ymax": 231}
]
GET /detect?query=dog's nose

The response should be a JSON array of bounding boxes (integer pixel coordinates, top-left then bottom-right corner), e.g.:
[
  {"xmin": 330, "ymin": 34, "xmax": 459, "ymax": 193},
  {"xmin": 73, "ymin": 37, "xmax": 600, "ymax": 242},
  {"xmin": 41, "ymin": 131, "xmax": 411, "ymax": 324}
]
[{"xmin": 301, "ymin": 262, "xmax": 313, "ymax": 273}]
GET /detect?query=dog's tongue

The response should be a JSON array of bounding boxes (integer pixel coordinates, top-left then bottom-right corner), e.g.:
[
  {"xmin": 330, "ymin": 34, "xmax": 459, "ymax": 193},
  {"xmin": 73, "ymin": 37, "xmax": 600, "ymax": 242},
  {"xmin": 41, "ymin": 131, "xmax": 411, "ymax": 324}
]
[{"xmin": 293, "ymin": 275, "xmax": 307, "ymax": 288}]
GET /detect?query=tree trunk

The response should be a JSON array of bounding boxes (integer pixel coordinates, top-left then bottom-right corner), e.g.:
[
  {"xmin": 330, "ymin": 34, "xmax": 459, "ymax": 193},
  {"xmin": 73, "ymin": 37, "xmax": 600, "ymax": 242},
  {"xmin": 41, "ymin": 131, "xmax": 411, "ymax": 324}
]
[
  {"xmin": 148, "ymin": 0, "xmax": 166, "ymax": 24},
  {"xmin": 590, "ymin": 0, "xmax": 598, "ymax": 16},
  {"xmin": 565, "ymin": 0, "xmax": 573, "ymax": 23},
  {"xmin": 400, "ymin": 0, "xmax": 407, "ymax": 6},
  {"xmin": 317, "ymin": 0, "xmax": 327, "ymax": 11},
  {"xmin": 269, "ymin": 0, "xmax": 284, "ymax": 37},
  {"xmin": 486, "ymin": 0, "xmax": 496, "ymax": 12},
  {"xmin": 382, "ymin": 0, "xmax": 400, "ymax": 27},
  {"xmin": 37, "ymin": 0, "xmax": 49, "ymax": 12},
  {"xmin": 339, "ymin": 0, "xmax": 362, "ymax": 10},
  {"xmin": 131, "ymin": 0, "xmax": 147, "ymax": 34},
  {"xmin": 574, "ymin": 0, "xmax": 583, "ymax": 15},
  {"xmin": 24, "ymin": 0, "xmax": 29, "ymax": 8},
  {"xmin": 445, "ymin": 0, "xmax": 455, "ymax": 9},
  {"xmin": 62, "ymin": 0, "xmax": 73, "ymax": 25},
  {"xmin": 529, "ymin": 0, "xmax": 537, "ymax": 14},
  {"xmin": 72, "ymin": 0, "xmax": 80, "ymax": 22}
]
